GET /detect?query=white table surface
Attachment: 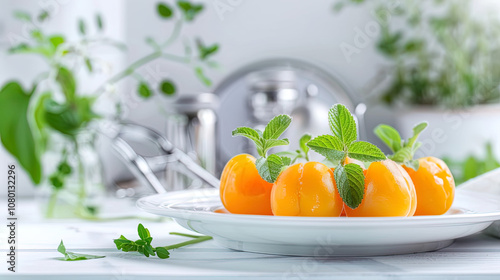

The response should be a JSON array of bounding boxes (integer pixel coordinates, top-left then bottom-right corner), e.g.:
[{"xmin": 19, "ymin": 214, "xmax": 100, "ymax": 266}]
[{"xmin": 2, "ymin": 199, "xmax": 500, "ymax": 280}]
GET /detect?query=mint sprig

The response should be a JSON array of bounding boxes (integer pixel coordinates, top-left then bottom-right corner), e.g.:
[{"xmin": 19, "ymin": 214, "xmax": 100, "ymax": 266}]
[
  {"xmin": 114, "ymin": 223, "xmax": 212, "ymax": 259},
  {"xmin": 57, "ymin": 240, "xmax": 105, "ymax": 261},
  {"xmin": 374, "ymin": 122, "xmax": 428, "ymax": 170},
  {"xmin": 232, "ymin": 115, "xmax": 292, "ymax": 183},
  {"xmin": 307, "ymin": 104, "xmax": 386, "ymax": 209},
  {"xmin": 276, "ymin": 133, "xmax": 313, "ymax": 163}
]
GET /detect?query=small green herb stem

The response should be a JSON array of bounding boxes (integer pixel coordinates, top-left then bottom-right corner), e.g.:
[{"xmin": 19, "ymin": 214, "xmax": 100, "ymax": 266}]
[
  {"xmin": 75, "ymin": 140, "xmax": 86, "ymax": 216},
  {"xmin": 169, "ymin": 232, "xmax": 203, "ymax": 238},
  {"xmin": 162, "ymin": 19, "xmax": 183, "ymax": 48},
  {"xmin": 92, "ymin": 51, "xmax": 162, "ymax": 95},
  {"xmin": 45, "ymin": 189, "xmax": 59, "ymax": 218},
  {"xmin": 162, "ymin": 236, "xmax": 213, "ymax": 250}
]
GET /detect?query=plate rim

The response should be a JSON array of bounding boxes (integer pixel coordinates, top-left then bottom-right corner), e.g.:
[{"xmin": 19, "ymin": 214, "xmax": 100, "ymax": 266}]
[{"xmin": 137, "ymin": 188, "xmax": 500, "ymax": 226}]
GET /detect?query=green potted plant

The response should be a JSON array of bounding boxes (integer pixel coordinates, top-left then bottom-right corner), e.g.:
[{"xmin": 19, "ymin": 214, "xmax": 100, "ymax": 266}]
[
  {"xmin": 336, "ymin": 0, "xmax": 500, "ymax": 163},
  {"xmin": 0, "ymin": 1, "xmax": 219, "ymax": 218}
]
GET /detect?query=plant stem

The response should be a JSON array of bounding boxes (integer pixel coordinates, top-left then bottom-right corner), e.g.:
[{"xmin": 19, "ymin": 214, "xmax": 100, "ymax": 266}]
[
  {"xmin": 169, "ymin": 232, "xmax": 204, "ymax": 238},
  {"xmin": 46, "ymin": 189, "xmax": 59, "ymax": 218},
  {"xmin": 92, "ymin": 51, "xmax": 162, "ymax": 95},
  {"xmin": 162, "ymin": 19, "xmax": 183, "ymax": 48},
  {"xmin": 163, "ymin": 236, "xmax": 213, "ymax": 250},
  {"xmin": 73, "ymin": 138, "xmax": 87, "ymax": 217}
]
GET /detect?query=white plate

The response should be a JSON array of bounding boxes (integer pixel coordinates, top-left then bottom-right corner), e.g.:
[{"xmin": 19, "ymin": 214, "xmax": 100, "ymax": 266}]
[{"xmin": 137, "ymin": 189, "xmax": 500, "ymax": 256}]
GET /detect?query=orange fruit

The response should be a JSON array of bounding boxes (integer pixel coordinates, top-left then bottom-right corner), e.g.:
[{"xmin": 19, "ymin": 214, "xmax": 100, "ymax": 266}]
[
  {"xmin": 403, "ymin": 156, "xmax": 455, "ymax": 215},
  {"xmin": 271, "ymin": 162, "xmax": 343, "ymax": 217},
  {"xmin": 345, "ymin": 159, "xmax": 417, "ymax": 217},
  {"xmin": 220, "ymin": 154, "xmax": 274, "ymax": 215}
]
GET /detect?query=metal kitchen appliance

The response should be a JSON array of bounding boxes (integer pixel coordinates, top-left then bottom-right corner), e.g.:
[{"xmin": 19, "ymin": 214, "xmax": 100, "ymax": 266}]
[{"xmin": 214, "ymin": 58, "xmax": 364, "ymax": 163}]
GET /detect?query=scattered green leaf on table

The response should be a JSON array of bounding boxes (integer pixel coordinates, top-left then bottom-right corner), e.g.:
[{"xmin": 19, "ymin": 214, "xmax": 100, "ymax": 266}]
[{"xmin": 57, "ymin": 240, "xmax": 105, "ymax": 261}]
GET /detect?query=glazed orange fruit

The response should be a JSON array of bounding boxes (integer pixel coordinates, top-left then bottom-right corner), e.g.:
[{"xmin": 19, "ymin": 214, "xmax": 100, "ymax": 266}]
[
  {"xmin": 220, "ymin": 154, "xmax": 274, "ymax": 215},
  {"xmin": 345, "ymin": 159, "xmax": 417, "ymax": 217},
  {"xmin": 271, "ymin": 162, "xmax": 343, "ymax": 217},
  {"xmin": 403, "ymin": 156, "xmax": 455, "ymax": 216}
]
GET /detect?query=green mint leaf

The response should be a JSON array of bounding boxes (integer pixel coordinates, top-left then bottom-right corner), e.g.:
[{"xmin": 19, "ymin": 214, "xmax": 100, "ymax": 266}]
[
  {"xmin": 84, "ymin": 58, "xmax": 93, "ymax": 73},
  {"xmin": 0, "ymin": 82, "xmax": 42, "ymax": 184},
  {"xmin": 328, "ymin": 104, "xmax": 357, "ymax": 147},
  {"xmin": 96, "ymin": 13, "xmax": 104, "ymax": 31},
  {"xmin": 348, "ymin": 141, "xmax": 386, "ymax": 162},
  {"xmin": 113, "ymin": 235, "xmax": 133, "ymax": 250},
  {"xmin": 299, "ymin": 133, "xmax": 312, "ymax": 156},
  {"xmin": 135, "ymin": 239, "xmax": 146, "ymax": 246},
  {"xmin": 177, "ymin": 1, "xmax": 204, "ymax": 21},
  {"xmin": 263, "ymin": 114, "xmax": 292, "ymax": 140},
  {"xmin": 157, "ymin": 3, "xmax": 174, "ymax": 19},
  {"xmin": 78, "ymin": 19, "xmax": 86, "ymax": 35},
  {"xmin": 275, "ymin": 150, "xmax": 299, "ymax": 158},
  {"xmin": 14, "ymin": 11, "xmax": 32, "ymax": 21},
  {"xmin": 264, "ymin": 138, "xmax": 289, "ymax": 151},
  {"xmin": 281, "ymin": 156, "xmax": 292, "ymax": 166},
  {"xmin": 138, "ymin": 82, "xmax": 152, "ymax": 99},
  {"xmin": 256, "ymin": 154, "xmax": 287, "ymax": 183},
  {"xmin": 138, "ymin": 223, "xmax": 150, "ymax": 240},
  {"xmin": 389, "ymin": 146, "xmax": 413, "ymax": 163},
  {"xmin": 160, "ymin": 80, "xmax": 176, "ymax": 96},
  {"xmin": 334, "ymin": 163, "xmax": 365, "ymax": 209},
  {"xmin": 374, "ymin": 124, "xmax": 402, "ymax": 153},
  {"xmin": 48, "ymin": 35, "xmax": 65, "ymax": 50},
  {"xmin": 57, "ymin": 240, "xmax": 105, "ymax": 261},
  {"xmin": 196, "ymin": 39, "xmax": 219, "ymax": 60},
  {"xmin": 405, "ymin": 122, "xmax": 428, "ymax": 149},
  {"xmin": 56, "ymin": 66, "xmax": 76, "ymax": 102},
  {"xmin": 155, "ymin": 247, "xmax": 170, "ymax": 259},
  {"xmin": 232, "ymin": 127, "xmax": 261, "ymax": 143},
  {"xmin": 194, "ymin": 67, "xmax": 212, "ymax": 86},
  {"xmin": 57, "ymin": 240, "xmax": 67, "ymax": 255},
  {"xmin": 144, "ymin": 244, "xmax": 155, "ymax": 257},
  {"xmin": 307, "ymin": 135, "xmax": 345, "ymax": 161},
  {"xmin": 404, "ymin": 159, "xmax": 420, "ymax": 171}
]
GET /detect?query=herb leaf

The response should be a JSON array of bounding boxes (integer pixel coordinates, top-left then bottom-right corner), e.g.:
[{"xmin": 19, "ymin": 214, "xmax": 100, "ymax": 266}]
[
  {"xmin": 375, "ymin": 122, "xmax": 428, "ymax": 171},
  {"xmin": 114, "ymin": 224, "xmax": 212, "ymax": 259},
  {"xmin": 348, "ymin": 141, "xmax": 386, "ymax": 162},
  {"xmin": 57, "ymin": 240, "xmax": 105, "ymax": 261},
  {"xmin": 56, "ymin": 66, "xmax": 76, "ymax": 102},
  {"xmin": 157, "ymin": 3, "xmax": 174, "ymax": 19},
  {"xmin": 299, "ymin": 133, "xmax": 312, "ymax": 156},
  {"xmin": 232, "ymin": 115, "xmax": 291, "ymax": 158},
  {"xmin": 263, "ymin": 114, "xmax": 292, "ymax": 140},
  {"xmin": 256, "ymin": 154, "xmax": 289, "ymax": 183},
  {"xmin": 177, "ymin": 1, "xmax": 204, "ymax": 22},
  {"xmin": 405, "ymin": 122, "xmax": 428, "ymax": 149},
  {"xmin": 374, "ymin": 124, "xmax": 402, "ymax": 153},
  {"xmin": 0, "ymin": 82, "xmax": 42, "ymax": 184},
  {"xmin": 264, "ymin": 139, "xmax": 290, "ymax": 150},
  {"xmin": 307, "ymin": 135, "xmax": 345, "ymax": 161},
  {"xmin": 328, "ymin": 104, "xmax": 357, "ymax": 147},
  {"xmin": 232, "ymin": 127, "xmax": 261, "ymax": 144},
  {"xmin": 390, "ymin": 146, "xmax": 413, "ymax": 163},
  {"xmin": 334, "ymin": 164, "xmax": 365, "ymax": 209}
]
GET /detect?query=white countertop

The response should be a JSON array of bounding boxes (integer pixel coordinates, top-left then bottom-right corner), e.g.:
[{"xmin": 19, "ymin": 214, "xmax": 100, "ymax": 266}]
[{"xmin": 2, "ymin": 199, "xmax": 500, "ymax": 279}]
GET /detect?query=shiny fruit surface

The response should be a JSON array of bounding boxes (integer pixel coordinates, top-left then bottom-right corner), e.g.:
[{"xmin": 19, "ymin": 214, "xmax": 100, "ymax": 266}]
[
  {"xmin": 345, "ymin": 159, "xmax": 417, "ymax": 217},
  {"xmin": 271, "ymin": 162, "xmax": 343, "ymax": 217},
  {"xmin": 220, "ymin": 154, "xmax": 274, "ymax": 215},
  {"xmin": 403, "ymin": 156, "xmax": 455, "ymax": 216}
]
